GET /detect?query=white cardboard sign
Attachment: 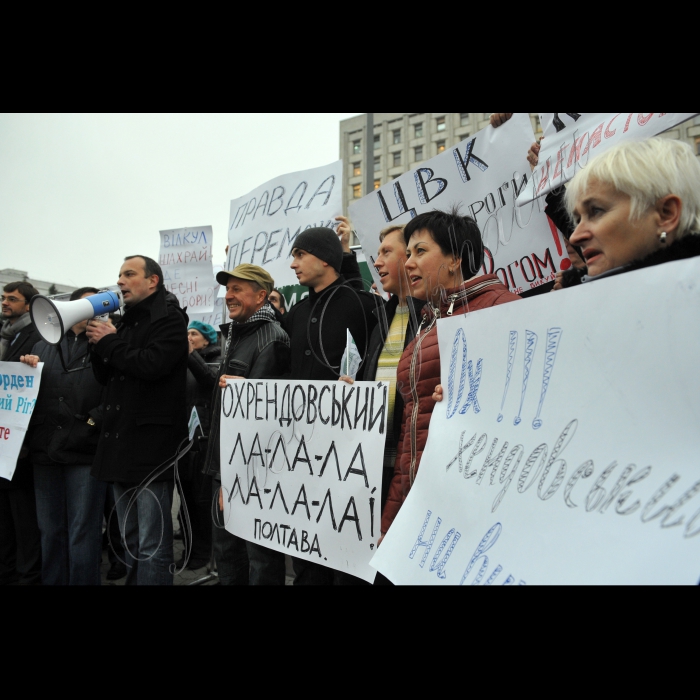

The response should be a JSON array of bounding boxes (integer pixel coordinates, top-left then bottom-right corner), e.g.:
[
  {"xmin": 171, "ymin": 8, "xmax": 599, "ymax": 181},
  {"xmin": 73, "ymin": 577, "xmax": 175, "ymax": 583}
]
[
  {"xmin": 517, "ymin": 112, "xmax": 699, "ymax": 206},
  {"xmin": 159, "ymin": 225, "xmax": 217, "ymax": 315},
  {"xmin": 220, "ymin": 378, "xmax": 389, "ymax": 582},
  {"xmin": 0, "ymin": 362, "xmax": 43, "ymax": 480},
  {"xmin": 225, "ymin": 161, "xmax": 343, "ymax": 290},
  {"xmin": 371, "ymin": 257, "xmax": 700, "ymax": 585},
  {"xmin": 349, "ymin": 113, "xmax": 568, "ymax": 296}
]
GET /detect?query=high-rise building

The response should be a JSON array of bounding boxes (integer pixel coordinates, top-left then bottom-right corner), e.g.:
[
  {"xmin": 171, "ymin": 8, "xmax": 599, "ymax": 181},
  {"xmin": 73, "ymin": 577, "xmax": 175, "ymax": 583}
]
[{"xmin": 339, "ymin": 112, "xmax": 700, "ymax": 212}]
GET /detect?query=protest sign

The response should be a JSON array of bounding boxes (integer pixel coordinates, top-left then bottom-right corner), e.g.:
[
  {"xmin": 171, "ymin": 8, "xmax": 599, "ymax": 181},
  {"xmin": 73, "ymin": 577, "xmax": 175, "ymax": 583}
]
[
  {"xmin": 159, "ymin": 225, "xmax": 217, "ymax": 319},
  {"xmin": 0, "ymin": 362, "xmax": 43, "ymax": 480},
  {"xmin": 517, "ymin": 112, "xmax": 699, "ymax": 206},
  {"xmin": 371, "ymin": 257, "xmax": 700, "ymax": 585},
  {"xmin": 349, "ymin": 113, "xmax": 567, "ymax": 296},
  {"xmin": 225, "ymin": 161, "xmax": 343, "ymax": 294},
  {"xmin": 220, "ymin": 378, "xmax": 389, "ymax": 582}
]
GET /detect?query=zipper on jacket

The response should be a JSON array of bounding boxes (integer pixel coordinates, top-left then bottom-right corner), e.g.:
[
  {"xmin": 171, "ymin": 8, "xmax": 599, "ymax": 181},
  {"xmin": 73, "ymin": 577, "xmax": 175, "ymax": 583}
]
[{"xmin": 446, "ymin": 293, "xmax": 459, "ymax": 316}]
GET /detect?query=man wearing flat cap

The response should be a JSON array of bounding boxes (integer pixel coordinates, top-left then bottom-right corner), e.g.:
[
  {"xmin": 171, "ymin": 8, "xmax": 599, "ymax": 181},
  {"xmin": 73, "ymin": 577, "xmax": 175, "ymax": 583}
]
[
  {"xmin": 284, "ymin": 227, "xmax": 381, "ymax": 585},
  {"xmin": 202, "ymin": 263, "xmax": 290, "ymax": 585}
]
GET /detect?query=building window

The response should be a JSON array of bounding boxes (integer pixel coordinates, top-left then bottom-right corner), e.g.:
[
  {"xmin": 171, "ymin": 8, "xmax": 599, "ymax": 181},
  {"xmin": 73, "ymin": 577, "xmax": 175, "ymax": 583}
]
[
  {"xmin": 460, "ymin": 113, "xmax": 469, "ymax": 126},
  {"xmin": 353, "ymin": 184, "xmax": 362, "ymax": 198},
  {"xmin": 696, "ymin": 137, "xmax": 700, "ymax": 156},
  {"xmin": 352, "ymin": 139, "xmax": 361, "ymax": 154},
  {"xmin": 374, "ymin": 179, "xmax": 381, "ymax": 190},
  {"xmin": 374, "ymin": 134, "xmax": 381, "ymax": 150},
  {"xmin": 436, "ymin": 117, "xmax": 446, "ymax": 132},
  {"xmin": 353, "ymin": 163, "xmax": 361, "ymax": 177},
  {"xmin": 374, "ymin": 156, "xmax": 381, "ymax": 172},
  {"xmin": 414, "ymin": 123, "xmax": 423, "ymax": 138},
  {"xmin": 393, "ymin": 152, "xmax": 401, "ymax": 167},
  {"xmin": 437, "ymin": 141, "xmax": 446, "ymax": 153},
  {"xmin": 414, "ymin": 145, "xmax": 423, "ymax": 161},
  {"xmin": 391, "ymin": 174, "xmax": 402, "ymax": 180},
  {"xmin": 458, "ymin": 132, "xmax": 470, "ymax": 142},
  {"xmin": 393, "ymin": 129, "xmax": 401, "ymax": 144}
]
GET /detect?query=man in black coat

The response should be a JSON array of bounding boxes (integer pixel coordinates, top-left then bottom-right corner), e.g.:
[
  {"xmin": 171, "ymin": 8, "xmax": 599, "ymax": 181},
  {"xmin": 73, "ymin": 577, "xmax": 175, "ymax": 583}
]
[
  {"xmin": 283, "ymin": 227, "xmax": 381, "ymax": 585},
  {"xmin": 0, "ymin": 281, "xmax": 42, "ymax": 585},
  {"xmin": 203, "ymin": 264, "xmax": 291, "ymax": 585},
  {"xmin": 86, "ymin": 256, "xmax": 188, "ymax": 586},
  {"xmin": 20, "ymin": 287, "xmax": 107, "ymax": 585}
]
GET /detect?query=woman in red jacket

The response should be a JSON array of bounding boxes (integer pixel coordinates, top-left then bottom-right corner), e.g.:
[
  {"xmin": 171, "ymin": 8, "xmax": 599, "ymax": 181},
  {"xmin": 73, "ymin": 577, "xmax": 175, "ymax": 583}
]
[{"xmin": 380, "ymin": 208, "xmax": 521, "ymax": 540}]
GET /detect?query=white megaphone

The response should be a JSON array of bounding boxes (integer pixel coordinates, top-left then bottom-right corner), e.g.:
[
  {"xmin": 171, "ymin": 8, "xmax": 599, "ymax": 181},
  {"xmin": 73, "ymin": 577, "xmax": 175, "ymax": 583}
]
[{"xmin": 30, "ymin": 287, "xmax": 124, "ymax": 345}]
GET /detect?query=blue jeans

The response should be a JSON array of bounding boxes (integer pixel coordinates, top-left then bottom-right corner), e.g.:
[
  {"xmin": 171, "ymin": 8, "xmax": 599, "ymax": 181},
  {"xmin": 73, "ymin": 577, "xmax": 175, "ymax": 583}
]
[
  {"xmin": 113, "ymin": 481, "xmax": 174, "ymax": 586},
  {"xmin": 248, "ymin": 542, "xmax": 286, "ymax": 585},
  {"xmin": 34, "ymin": 463, "xmax": 106, "ymax": 586}
]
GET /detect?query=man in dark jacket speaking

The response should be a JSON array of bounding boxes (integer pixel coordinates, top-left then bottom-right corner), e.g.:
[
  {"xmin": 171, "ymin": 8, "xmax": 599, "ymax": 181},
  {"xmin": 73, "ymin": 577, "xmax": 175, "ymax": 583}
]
[{"xmin": 86, "ymin": 255, "xmax": 188, "ymax": 586}]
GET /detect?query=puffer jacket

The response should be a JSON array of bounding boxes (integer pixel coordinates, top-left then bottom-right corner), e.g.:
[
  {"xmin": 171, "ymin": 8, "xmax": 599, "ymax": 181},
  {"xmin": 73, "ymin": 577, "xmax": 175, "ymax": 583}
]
[{"xmin": 381, "ymin": 274, "xmax": 522, "ymax": 534}]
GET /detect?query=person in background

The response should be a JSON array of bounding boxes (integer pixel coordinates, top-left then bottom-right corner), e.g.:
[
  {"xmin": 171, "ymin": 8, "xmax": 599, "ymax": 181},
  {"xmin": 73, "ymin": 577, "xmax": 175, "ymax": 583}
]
[
  {"xmin": 20, "ymin": 287, "xmax": 107, "ymax": 585},
  {"xmin": 0, "ymin": 281, "xmax": 42, "ymax": 585},
  {"xmin": 86, "ymin": 255, "xmax": 189, "ymax": 586},
  {"xmin": 178, "ymin": 320, "xmax": 221, "ymax": 571},
  {"xmin": 283, "ymin": 227, "xmax": 380, "ymax": 584},
  {"xmin": 381, "ymin": 209, "xmax": 521, "ymax": 542},
  {"xmin": 347, "ymin": 225, "xmax": 423, "ymax": 512},
  {"xmin": 268, "ymin": 289, "xmax": 286, "ymax": 316},
  {"xmin": 565, "ymin": 137, "xmax": 700, "ymax": 279},
  {"xmin": 204, "ymin": 264, "xmax": 290, "ymax": 585}
]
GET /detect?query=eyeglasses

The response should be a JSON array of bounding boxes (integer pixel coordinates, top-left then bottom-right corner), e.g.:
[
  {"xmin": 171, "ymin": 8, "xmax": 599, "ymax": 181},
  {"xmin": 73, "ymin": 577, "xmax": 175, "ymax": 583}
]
[{"xmin": 1, "ymin": 295, "xmax": 27, "ymax": 304}]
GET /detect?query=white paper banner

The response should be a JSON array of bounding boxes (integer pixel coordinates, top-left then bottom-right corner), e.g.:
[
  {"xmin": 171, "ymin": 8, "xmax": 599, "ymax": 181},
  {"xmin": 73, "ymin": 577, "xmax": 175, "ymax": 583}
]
[
  {"xmin": 225, "ymin": 161, "xmax": 343, "ymax": 290},
  {"xmin": 220, "ymin": 378, "xmax": 389, "ymax": 582},
  {"xmin": 371, "ymin": 257, "xmax": 700, "ymax": 585},
  {"xmin": 0, "ymin": 361, "xmax": 43, "ymax": 480},
  {"xmin": 349, "ymin": 113, "xmax": 567, "ymax": 296},
  {"xmin": 518, "ymin": 112, "xmax": 699, "ymax": 206},
  {"xmin": 159, "ymin": 225, "xmax": 217, "ymax": 314}
]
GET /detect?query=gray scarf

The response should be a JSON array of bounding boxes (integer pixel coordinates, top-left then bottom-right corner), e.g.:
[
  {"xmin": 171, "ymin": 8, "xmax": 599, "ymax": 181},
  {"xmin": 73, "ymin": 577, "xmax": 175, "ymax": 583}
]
[{"xmin": 0, "ymin": 312, "xmax": 32, "ymax": 361}]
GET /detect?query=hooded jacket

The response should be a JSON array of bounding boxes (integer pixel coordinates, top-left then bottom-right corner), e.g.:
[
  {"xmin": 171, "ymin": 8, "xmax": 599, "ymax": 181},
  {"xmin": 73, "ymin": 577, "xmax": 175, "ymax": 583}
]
[
  {"xmin": 381, "ymin": 275, "xmax": 521, "ymax": 535},
  {"xmin": 89, "ymin": 287, "xmax": 189, "ymax": 483}
]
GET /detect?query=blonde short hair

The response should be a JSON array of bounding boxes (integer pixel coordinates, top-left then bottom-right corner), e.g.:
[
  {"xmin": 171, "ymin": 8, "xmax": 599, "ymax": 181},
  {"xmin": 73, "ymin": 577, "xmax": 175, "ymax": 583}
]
[
  {"xmin": 379, "ymin": 224, "xmax": 405, "ymax": 243},
  {"xmin": 564, "ymin": 137, "xmax": 700, "ymax": 238}
]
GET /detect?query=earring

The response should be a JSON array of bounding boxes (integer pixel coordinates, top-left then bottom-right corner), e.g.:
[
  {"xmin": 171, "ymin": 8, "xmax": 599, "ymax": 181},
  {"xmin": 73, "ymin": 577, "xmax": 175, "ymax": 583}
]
[
  {"xmin": 449, "ymin": 268, "xmax": 454, "ymax": 275},
  {"xmin": 660, "ymin": 232, "xmax": 667, "ymax": 244}
]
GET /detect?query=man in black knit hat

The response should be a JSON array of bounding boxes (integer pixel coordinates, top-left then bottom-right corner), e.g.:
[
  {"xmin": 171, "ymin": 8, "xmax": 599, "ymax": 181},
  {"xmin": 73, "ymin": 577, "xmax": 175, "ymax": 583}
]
[{"xmin": 283, "ymin": 227, "xmax": 380, "ymax": 585}]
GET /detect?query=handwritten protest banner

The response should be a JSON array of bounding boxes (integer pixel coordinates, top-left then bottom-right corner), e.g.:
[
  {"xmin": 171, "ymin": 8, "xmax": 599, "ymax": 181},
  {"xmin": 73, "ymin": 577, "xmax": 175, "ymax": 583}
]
[
  {"xmin": 225, "ymin": 161, "xmax": 343, "ymax": 293},
  {"xmin": 349, "ymin": 113, "xmax": 567, "ymax": 296},
  {"xmin": 517, "ymin": 112, "xmax": 699, "ymax": 206},
  {"xmin": 220, "ymin": 378, "xmax": 388, "ymax": 582},
  {"xmin": 0, "ymin": 362, "xmax": 43, "ymax": 480},
  {"xmin": 159, "ymin": 225, "xmax": 217, "ymax": 317},
  {"xmin": 371, "ymin": 257, "xmax": 700, "ymax": 585}
]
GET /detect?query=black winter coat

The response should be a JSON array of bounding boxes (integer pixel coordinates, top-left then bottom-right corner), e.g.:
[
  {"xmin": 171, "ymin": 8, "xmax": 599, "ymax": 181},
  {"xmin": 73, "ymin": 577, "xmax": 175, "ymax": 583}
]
[
  {"xmin": 90, "ymin": 288, "xmax": 189, "ymax": 483},
  {"xmin": 203, "ymin": 312, "xmax": 290, "ymax": 478},
  {"xmin": 27, "ymin": 330, "xmax": 104, "ymax": 466},
  {"xmin": 0, "ymin": 316, "xmax": 42, "ymax": 489},
  {"xmin": 282, "ymin": 276, "xmax": 380, "ymax": 381},
  {"xmin": 186, "ymin": 343, "xmax": 221, "ymax": 436},
  {"xmin": 358, "ymin": 295, "xmax": 424, "ymax": 447},
  {"xmin": 1, "ymin": 318, "xmax": 41, "ymax": 364}
]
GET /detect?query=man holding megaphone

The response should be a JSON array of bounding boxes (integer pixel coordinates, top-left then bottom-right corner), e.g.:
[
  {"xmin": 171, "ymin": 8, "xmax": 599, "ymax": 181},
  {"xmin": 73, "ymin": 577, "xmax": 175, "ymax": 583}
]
[{"xmin": 86, "ymin": 255, "xmax": 188, "ymax": 586}]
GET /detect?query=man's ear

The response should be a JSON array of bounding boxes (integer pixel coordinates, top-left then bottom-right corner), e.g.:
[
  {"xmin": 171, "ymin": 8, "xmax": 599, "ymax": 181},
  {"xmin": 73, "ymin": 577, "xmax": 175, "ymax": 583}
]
[{"xmin": 149, "ymin": 275, "xmax": 160, "ymax": 290}]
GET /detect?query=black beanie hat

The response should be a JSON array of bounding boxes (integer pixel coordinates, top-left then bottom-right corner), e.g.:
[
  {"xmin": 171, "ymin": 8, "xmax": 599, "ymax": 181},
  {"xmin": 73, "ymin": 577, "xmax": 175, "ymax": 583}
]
[{"xmin": 292, "ymin": 227, "xmax": 343, "ymax": 272}]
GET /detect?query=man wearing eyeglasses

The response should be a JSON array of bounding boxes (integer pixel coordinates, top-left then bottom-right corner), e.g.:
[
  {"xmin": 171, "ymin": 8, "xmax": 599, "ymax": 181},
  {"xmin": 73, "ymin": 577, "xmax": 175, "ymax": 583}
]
[{"xmin": 0, "ymin": 281, "xmax": 42, "ymax": 585}]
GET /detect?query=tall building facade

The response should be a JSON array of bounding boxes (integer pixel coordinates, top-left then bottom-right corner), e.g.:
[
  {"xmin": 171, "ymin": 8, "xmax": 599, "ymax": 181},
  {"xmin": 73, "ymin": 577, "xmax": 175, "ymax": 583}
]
[{"xmin": 339, "ymin": 112, "xmax": 700, "ymax": 212}]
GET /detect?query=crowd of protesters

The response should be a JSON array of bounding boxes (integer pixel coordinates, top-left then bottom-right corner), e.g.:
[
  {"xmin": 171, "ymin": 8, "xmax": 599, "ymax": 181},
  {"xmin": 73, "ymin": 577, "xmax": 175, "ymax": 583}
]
[{"xmin": 2, "ymin": 114, "xmax": 699, "ymax": 585}]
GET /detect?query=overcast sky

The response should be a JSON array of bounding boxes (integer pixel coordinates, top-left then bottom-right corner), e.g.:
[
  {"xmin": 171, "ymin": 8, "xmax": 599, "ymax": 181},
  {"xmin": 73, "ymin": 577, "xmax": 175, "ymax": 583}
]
[{"xmin": 0, "ymin": 113, "xmax": 362, "ymax": 287}]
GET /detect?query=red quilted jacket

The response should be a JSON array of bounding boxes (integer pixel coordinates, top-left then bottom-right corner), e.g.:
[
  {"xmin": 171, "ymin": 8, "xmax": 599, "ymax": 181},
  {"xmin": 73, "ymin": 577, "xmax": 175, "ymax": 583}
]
[{"xmin": 381, "ymin": 275, "xmax": 522, "ymax": 534}]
